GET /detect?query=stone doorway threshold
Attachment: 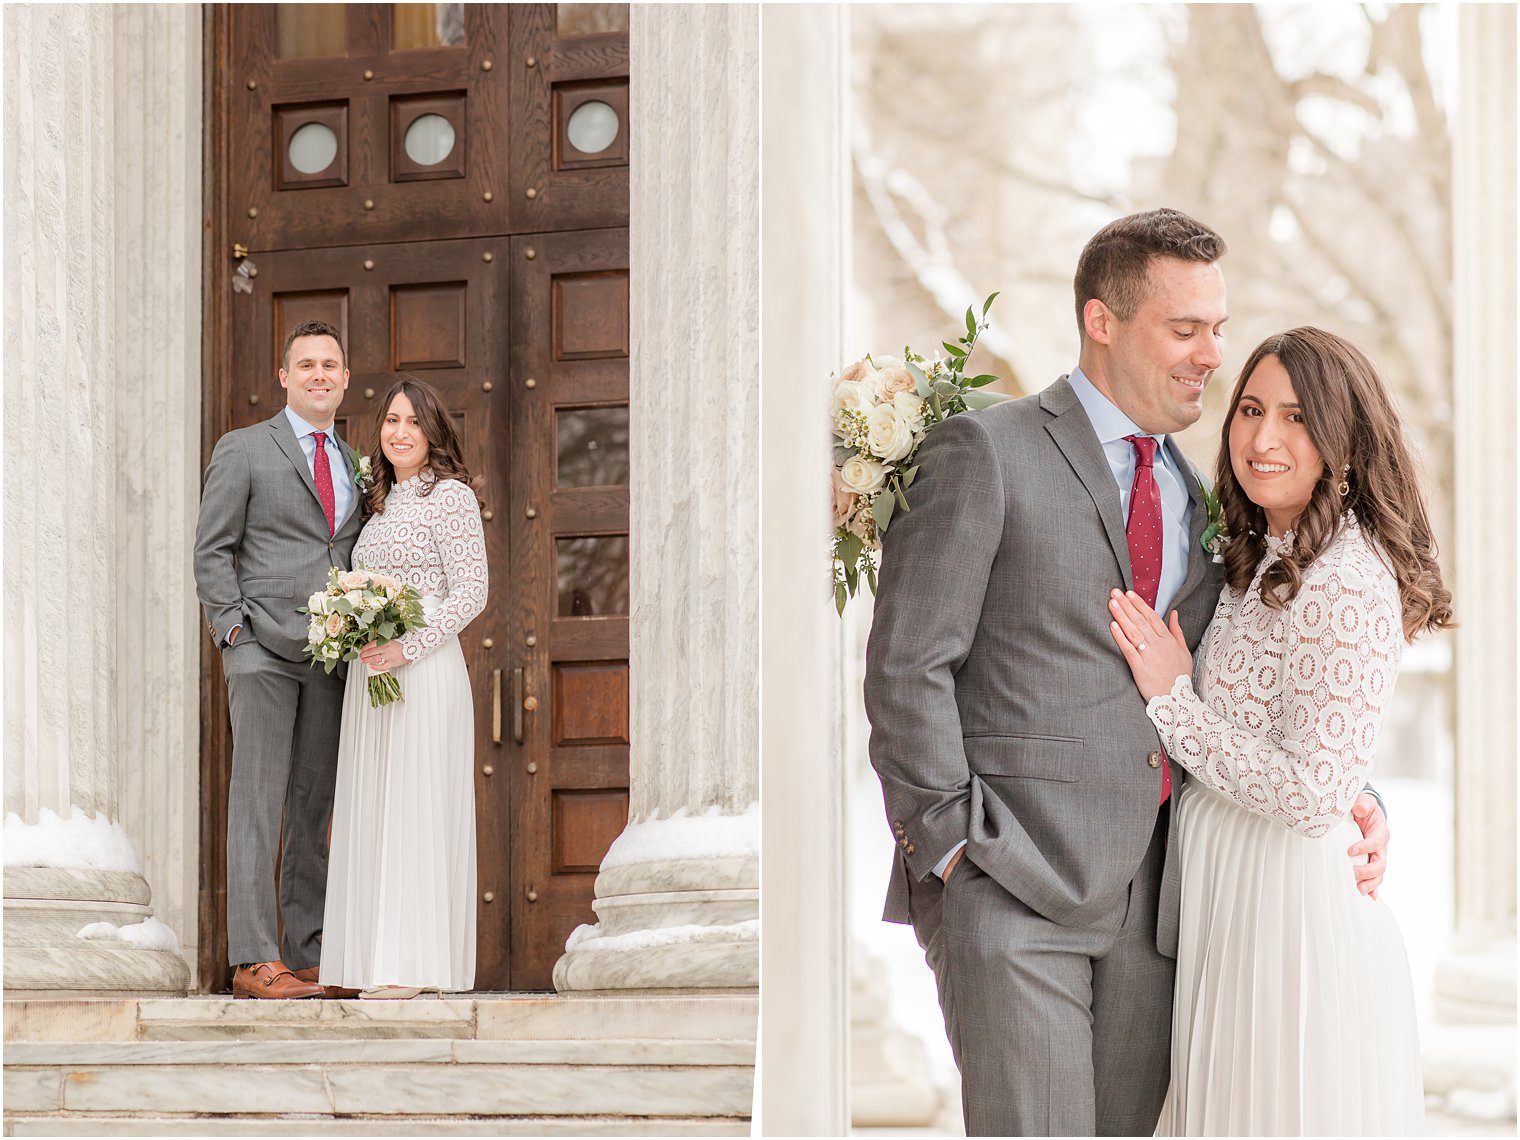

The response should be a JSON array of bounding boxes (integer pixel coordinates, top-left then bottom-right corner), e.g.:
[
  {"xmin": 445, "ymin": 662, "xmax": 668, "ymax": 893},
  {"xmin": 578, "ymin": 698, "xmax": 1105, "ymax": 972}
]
[{"xmin": 2, "ymin": 991, "xmax": 756, "ymax": 1136}]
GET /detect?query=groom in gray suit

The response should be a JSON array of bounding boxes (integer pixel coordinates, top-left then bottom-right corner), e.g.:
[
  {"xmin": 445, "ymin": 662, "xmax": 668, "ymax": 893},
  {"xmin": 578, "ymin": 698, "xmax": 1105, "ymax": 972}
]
[
  {"xmin": 865, "ymin": 210, "xmax": 1390, "ymax": 1134},
  {"xmin": 195, "ymin": 320, "xmax": 365, "ymax": 999}
]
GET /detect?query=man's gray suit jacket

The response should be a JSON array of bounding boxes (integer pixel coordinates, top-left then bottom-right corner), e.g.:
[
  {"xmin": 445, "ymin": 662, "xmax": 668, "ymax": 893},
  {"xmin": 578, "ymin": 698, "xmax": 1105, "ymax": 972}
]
[
  {"xmin": 864, "ymin": 376, "xmax": 1224, "ymax": 956},
  {"xmin": 195, "ymin": 411, "xmax": 365, "ymax": 659}
]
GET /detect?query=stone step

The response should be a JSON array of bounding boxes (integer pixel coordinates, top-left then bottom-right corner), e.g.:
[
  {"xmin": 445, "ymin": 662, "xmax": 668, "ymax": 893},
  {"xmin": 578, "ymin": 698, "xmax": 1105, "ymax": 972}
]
[
  {"xmin": 3, "ymin": 993, "xmax": 757, "ymax": 1134},
  {"xmin": 3, "ymin": 1115, "xmax": 745, "ymax": 1137},
  {"xmin": 4, "ymin": 1062, "xmax": 754, "ymax": 1119},
  {"xmin": 5, "ymin": 991, "xmax": 759, "ymax": 1043}
]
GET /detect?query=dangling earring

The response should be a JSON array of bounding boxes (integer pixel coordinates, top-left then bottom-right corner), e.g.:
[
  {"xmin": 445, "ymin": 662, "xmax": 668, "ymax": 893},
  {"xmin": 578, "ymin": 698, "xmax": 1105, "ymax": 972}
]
[{"xmin": 1337, "ymin": 464, "xmax": 1350, "ymax": 497}]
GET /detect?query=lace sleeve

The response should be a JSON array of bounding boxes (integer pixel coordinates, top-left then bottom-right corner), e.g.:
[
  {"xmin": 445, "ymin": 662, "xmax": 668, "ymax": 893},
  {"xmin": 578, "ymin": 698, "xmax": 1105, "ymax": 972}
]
[
  {"xmin": 397, "ymin": 481, "xmax": 489, "ymax": 663},
  {"xmin": 1145, "ymin": 549, "xmax": 1402, "ymax": 837}
]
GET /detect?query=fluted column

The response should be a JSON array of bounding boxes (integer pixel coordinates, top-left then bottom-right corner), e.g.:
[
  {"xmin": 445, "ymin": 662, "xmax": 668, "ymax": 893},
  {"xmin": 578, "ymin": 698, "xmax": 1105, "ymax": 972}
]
[
  {"xmin": 3, "ymin": 3, "xmax": 189, "ymax": 996},
  {"xmin": 112, "ymin": 1, "xmax": 203, "ymax": 989},
  {"xmin": 756, "ymin": 4, "xmax": 851, "ymax": 1134},
  {"xmin": 1436, "ymin": 2, "xmax": 1517, "ymax": 1025},
  {"xmin": 554, "ymin": 4, "xmax": 760, "ymax": 992}
]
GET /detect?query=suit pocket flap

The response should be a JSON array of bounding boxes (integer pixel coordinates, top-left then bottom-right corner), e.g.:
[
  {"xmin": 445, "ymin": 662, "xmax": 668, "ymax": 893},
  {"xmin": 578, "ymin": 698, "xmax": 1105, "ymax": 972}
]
[
  {"xmin": 242, "ymin": 575, "xmax": 297, "ymax": 599},
  {"xmin": 964, "ymin": 734, "xmax": 1083, "ymax": 782}
]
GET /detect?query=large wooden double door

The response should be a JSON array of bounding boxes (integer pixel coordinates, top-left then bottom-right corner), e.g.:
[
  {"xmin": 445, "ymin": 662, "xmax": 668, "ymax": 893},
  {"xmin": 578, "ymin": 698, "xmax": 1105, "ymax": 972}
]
[{"xmin": 202, "ymin": 4, "xmax": 632, "ymax": 991}]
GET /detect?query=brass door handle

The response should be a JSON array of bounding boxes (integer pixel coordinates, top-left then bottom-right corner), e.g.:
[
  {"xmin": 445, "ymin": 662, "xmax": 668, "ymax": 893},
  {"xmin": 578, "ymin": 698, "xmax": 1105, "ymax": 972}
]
[
  {"xmin": 513, "ymin": 666, "xmax": 525, "ymax": 745},
  {"xmin": 492, "ymin": 669, "xmax": 502, "ymax": 745}
]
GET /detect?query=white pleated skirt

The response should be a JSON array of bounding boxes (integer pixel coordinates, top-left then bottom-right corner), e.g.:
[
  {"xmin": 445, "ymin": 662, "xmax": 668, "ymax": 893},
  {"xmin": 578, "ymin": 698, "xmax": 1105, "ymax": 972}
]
[
  {"xmin": 1158, "ymin": 781, "xmax": 1424, "ymax": 1137},
  {"xmin": 320, "ymin": 636, "xmax": 476, "ymax": 991}
]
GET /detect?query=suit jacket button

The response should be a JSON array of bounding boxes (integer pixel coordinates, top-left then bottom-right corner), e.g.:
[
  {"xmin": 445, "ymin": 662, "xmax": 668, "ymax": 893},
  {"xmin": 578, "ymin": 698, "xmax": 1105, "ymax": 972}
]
[
  {"xmin": 904, "ymin": 844, "xmax": 916, "ymax": 856},
  {"xmin": 1147, "ymin": 750, "xmax": 1162, "ymax": 768}
]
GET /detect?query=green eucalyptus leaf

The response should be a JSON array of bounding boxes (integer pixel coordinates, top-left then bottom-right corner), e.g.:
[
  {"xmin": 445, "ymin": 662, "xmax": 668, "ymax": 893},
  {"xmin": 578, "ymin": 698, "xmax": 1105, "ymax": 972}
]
[
  {"xmin": 963, "ymin": 373, "xmax": 1001, "ymax": 388},
  {"xmin": 932, "ymin": 380, "xmax": 960, "ymax": 398},
  {"xmin": 834, "ymin": 445, "xmax": 855, "ymax": 465},
  {"xmin": 865, "ymin": 562, "xmax": 878, "ymax": 595},
  {"xmin": 982, "ymin": 291, "xmax": 1000, "ymax": 316},
  {"xmin": 835, "ymin": 581, "xmax": 847, "ymax": 616},
  {"xmin": 901, "ymin": 464, "xmax": 919, "ymax": 487},
  {"xmin": 894, "ymin": 480, "xmax": 910, "ymax": 511},
  {"xmin": 942, "ymin": 341, "xmax": 967, "ymax": 358},
  {"xmin": 965, "ymin": 307, "xmax": 977, "ymax": 338},
  {"xmin": 873, "ymin": 489, "xmax": 896, "ymax": 531}
]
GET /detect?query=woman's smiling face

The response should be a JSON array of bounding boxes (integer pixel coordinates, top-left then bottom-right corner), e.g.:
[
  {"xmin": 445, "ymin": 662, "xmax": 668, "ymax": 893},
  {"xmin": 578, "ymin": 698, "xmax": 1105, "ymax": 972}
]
[{"xmin": 1228, "ymin": 353, "xmax": 1326, "ymax": 536}]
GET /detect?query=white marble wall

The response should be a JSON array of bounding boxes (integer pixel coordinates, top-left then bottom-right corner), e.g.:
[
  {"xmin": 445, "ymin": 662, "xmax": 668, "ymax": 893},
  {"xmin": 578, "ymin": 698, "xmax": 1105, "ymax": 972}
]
[
  {"xmin": 757, "ymin": 4, "xmax": 850, "ymax": 1134},
  {"xmin": 1438, "ymin": 2, "xmax": 1516, "ymax": 1023},
  {"xmin": 555, "ymin": 4, "xmax": 761, "ymax": 994},
  {"xmin": 3, "ymin": 2, "xmax": 190, "ymax": 995},
  {"xmin": 111, "ymin": 1, "xmax": 204, "ymax": 987}
]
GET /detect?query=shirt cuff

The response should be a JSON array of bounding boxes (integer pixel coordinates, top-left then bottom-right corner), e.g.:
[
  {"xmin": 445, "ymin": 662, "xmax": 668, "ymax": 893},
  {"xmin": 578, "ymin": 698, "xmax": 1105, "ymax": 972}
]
[
  {"xmin": 223, "ymin": 623, "xmax": 242, "ymax": 647},
  {"xmin": 932, "ymin": 840, "xmax": 967, "ymax": 880}
]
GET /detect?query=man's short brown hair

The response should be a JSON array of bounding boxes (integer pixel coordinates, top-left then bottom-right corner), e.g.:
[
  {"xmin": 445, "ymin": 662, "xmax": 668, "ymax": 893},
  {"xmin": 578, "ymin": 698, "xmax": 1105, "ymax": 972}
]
[
  {"xmin": 281, "ymin": 320, "xmax": 347, "ymax": 372},
  {"xmin": 1073, "ymin": 209, "xmax": 1226, "ymax": 335}
]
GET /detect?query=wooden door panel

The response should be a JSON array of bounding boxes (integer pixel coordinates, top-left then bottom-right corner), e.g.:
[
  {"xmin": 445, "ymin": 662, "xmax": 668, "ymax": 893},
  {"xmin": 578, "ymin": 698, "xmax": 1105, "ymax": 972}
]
[
  {"xmin": 506, "ymin": 226, "xmax": 629, "ymax": 989},
  {"xmin": 228, "ymin": 5, "xmax": 508, "ymax": 252}
]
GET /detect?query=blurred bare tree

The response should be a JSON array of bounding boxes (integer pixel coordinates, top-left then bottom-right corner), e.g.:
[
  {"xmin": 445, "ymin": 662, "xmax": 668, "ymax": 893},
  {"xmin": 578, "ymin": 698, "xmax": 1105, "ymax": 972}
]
[{"xmin": 852, "ymin": 4, "xmax": 1452, "ymax": 542}]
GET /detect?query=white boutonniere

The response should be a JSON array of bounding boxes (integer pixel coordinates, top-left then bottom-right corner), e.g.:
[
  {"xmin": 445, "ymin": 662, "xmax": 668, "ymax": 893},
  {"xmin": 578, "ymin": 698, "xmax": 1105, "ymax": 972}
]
[{"xmin": 352, "ymin": 455, "xmax": 373, "ymax": 491}]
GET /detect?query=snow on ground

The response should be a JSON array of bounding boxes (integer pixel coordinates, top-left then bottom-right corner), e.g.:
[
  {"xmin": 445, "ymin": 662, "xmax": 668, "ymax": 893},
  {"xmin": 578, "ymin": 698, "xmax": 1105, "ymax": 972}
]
[
  {"xmin": 600, "ymin": 802, "xmax": 759, "ymax": 868},
  {"xmin": 4, "ymin": 807, "xmax": 143, "ymax": 874},
  {"xmin": 76, "ymin": 917, "xmax": 181, "ymax": 953}
]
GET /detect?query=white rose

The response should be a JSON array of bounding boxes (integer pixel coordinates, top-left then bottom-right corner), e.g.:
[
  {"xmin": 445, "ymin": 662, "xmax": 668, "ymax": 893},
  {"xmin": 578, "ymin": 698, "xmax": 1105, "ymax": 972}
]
[
  {"xmin": 830, "ymin": 379, "xmax": 873, "ymax": 432},
  {"xmin": 306, "ymin": 592, "xmax": 327, "ymax": 614},
  {"xmin": 865, "ymin": 402, "xmax": 914, "ymax": 462},
  {"xmin": 307, "ymin": 620, "xmax": 324, "ymax": 645},
  {"xmin": 839, "ymin": 454, "xmax": 888, "ymax": 495},
  {"xmin": 892, "ymin": 390, "xmax": 927, "ymax": 432},
  {"xmin": 343, "ymin": 590, "xmax": 365, "ymax": 609}
]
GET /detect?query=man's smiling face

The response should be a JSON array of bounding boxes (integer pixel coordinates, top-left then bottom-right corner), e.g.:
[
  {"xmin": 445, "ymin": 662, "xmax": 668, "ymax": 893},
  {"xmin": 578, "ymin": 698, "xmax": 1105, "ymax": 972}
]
[
  {"xmin": 279, "ymin": 333, "xmax": 349, "ymax": 427},
  {"xmin": 1088, "ymin": 256, "xmax": 1228, "ymax": 436}
]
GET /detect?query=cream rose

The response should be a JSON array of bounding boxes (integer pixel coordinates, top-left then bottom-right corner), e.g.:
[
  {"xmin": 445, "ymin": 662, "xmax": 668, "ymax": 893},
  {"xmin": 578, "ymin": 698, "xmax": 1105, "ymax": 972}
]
[
  {"xmin": 873, "ymin": 355, "xmax": 917, "ymax": 398},
  {"xmin": 324, "ymin": 613, "xmax": 345, "ymax": 638},
  {"xmin": 865, "ymin": 402, "xmax": 914, "ymax": 462},
  {"xmin": 840, "ymin": 454, "xmax": 888, "ymax": 495},
  {"xmin": 338, "ymin": 570, "xmax": 369, "ymax": 591},
  {"xmin": 830, "ymin": 378, "xmax": 873, "ymax": 431},
  {"xmin": 306, "ymin": 592, "xmax": 328, "ymax": 614}
]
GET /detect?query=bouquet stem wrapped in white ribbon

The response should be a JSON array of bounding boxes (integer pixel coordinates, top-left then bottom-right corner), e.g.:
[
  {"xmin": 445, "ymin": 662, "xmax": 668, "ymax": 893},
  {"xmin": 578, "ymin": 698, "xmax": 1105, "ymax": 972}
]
[
  {"xmin": 298, "ymin": 567, "xmax": 429, "ymax": 707},
  {"xmin": 830, "ymin": 293, "xmax": 1011, "ymax": 614}
]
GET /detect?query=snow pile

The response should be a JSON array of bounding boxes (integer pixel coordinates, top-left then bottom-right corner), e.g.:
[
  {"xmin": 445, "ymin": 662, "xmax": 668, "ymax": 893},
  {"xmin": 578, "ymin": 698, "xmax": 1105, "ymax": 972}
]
[
  {"xmin": 76, "ymin": 917, "xmax": 181, "ymax": 954},
  {"xmin": 4, "ymin": 807, "xmax": 143, "ymax": 874},
  {"xmin": 600, "ymin": 802, "xmax": 759, "ymax": 869},
  {"xmin": 564, "ymin": 918, "xmax": 759, "ymax": 954}
]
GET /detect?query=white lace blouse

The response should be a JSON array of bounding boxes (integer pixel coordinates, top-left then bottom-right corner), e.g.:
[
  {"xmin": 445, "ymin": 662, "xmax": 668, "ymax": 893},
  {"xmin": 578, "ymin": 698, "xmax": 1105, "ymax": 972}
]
[
  {"xmin": 352, "ymin": 473, "xmax": 489, "ymax": 664},
  {"xmin": 1146, "ymin": 516, "xmax": 1403, "ymax": 837}
]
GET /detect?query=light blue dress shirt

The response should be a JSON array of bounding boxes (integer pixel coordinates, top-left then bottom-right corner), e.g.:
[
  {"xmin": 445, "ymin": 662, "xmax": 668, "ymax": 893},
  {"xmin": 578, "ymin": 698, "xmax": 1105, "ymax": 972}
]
[
  {"xmin": 1065, "ymin": 366, "xmax": 1192, "ymax": 616},
  {"xmin": 932, "ymin": 367, "xmax": 1195, "ymax": 880},
  {"xmin": 283, "ymin": 405, "xmax": 357, "ymax": 527}
]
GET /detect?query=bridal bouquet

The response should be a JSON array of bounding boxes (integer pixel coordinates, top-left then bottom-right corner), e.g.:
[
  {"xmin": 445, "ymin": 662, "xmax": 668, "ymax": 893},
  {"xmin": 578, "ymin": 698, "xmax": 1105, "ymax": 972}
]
[
  {"xmin": 298, "ymin": 567, "xmax": 429, "ymax": 707},
  {"xmin": 831, "ymin": 293, "xmax": 1010, "ymax": 614}
]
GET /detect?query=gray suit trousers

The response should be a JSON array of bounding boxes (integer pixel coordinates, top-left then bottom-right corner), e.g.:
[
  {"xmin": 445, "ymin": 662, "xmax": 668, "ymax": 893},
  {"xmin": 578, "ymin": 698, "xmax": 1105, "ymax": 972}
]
[
  {"xmin": 917, "ymin": 812, "xmax": 1174, "ymax": 1137},
  {"xmin": 222, "ymin": 635, "xmax": 345, "ymax": 968}
]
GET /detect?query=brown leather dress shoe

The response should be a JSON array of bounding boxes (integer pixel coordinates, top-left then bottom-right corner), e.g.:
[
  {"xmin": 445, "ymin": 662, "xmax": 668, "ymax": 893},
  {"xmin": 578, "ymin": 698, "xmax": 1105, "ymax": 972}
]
[
  {"xmin": 233, "ymin": 960, "xmax": 323, "ymax": 999},
  {"xmin": 291, "ymin": 966, "xmax": 359, "ymax": 999}
]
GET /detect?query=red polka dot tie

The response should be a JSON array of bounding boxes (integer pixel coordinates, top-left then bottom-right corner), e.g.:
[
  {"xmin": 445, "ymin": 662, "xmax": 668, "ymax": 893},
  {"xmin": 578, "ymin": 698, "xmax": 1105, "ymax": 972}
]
[
  {"xmin": 312, "ymin": 431, "xmax": 336, "ymax": 536},
  {"xmin": 1125, "ymin": 433, "xmax": 1171, "ymax": 804}
]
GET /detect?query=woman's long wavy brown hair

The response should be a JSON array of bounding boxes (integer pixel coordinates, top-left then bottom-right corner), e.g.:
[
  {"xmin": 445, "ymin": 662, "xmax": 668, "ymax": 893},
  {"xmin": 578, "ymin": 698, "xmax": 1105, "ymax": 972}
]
[
  {"xmin": 1215, "ymin": 327, "xmax": 1452, "ymax": 641},
  {"xmin": 365, "ymin": 376, "xmax": 482, "ymax": 515}
]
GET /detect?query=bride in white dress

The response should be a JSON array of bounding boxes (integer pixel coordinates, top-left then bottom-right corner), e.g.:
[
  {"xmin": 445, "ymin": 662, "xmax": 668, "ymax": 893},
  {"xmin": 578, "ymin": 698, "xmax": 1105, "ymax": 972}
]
[
  {"xmin": 320, "ymin": 376, "xmax": 488, "ymax": 998},
  {"xmin": 1107, "ymin": 328, "xmax": 1451, "ymax": 1136}
]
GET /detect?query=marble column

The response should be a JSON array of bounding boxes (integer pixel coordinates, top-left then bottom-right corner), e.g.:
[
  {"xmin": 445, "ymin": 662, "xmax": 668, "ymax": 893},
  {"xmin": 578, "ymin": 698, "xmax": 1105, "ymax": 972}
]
[
  {"xmin": 1435, "ymin": 2, "xmax": 1517, "ymax": 1028},
  {"xmin": 112, "ymin": 1, "xmax": 204, "ymax": 990},
  {"xmin": 553, "ymin": 4, "xmax": 761, "ymax": 993},
  {"xmin": 3, "ymin": 3, "xmax": 190, "ymax": 996},
  {"xmin": 758, "ymin": 4, "xmax": 850, "ymax": 1134}
]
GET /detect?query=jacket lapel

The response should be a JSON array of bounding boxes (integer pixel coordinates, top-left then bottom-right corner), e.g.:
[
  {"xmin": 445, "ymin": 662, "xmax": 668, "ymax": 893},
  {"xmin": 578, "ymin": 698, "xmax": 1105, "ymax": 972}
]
[
  {"xmin": 1041, "ymin": 376, "xmax": 1132, "ymax": 589},
  {"xmin": 1170, "ymin": 440, "xmax": 1212, "ymax": 606},
  {"xmin": 269, "ymin": 411, "xmax": 323, "ymax": 508}
]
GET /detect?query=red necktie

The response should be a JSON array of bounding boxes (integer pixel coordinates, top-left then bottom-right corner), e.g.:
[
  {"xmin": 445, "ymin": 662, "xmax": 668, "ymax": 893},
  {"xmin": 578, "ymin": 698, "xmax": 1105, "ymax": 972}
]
[
  {"xmin": 312, "ymin": 431, "xmax": 336, "ymax": 536},
  {"xmin": 1125, "ymin": 434, "xmax": 1171, "ymax": 803}
]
